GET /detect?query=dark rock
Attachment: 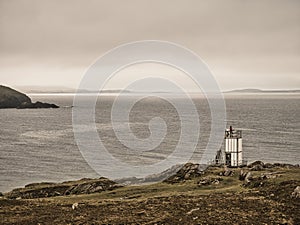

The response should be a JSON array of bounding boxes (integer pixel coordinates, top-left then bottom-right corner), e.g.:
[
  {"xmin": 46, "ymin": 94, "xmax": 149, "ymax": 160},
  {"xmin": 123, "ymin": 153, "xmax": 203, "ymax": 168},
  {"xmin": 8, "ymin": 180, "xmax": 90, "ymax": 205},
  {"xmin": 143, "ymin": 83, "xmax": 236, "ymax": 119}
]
[
  {"xmin": 25, "ymin": 182, "xmax": 56, "ymax": 188},
  {"xmin": 264, "ymin": 163, "xmax": 275, "ymax": 168},
  {"xmin": 164, "ymin": 163, "xmax": 203, "ymax": 184},
  {"xmin": 250, "ymin": 164, "xmax": 264, "ymax": 171},
  {"xmin": 248, "ymin": 161, "xmax": 265, "ymax": 171},
  {"xmin": 17, "ymin": 101, "xmax": 59, "ymax": 109},
  {"xmin": 273, "ymin": 163, "xmax": 294, "ymax": 168},
  {"xmin": 248, "ymin": 161, "xmax": 264, "ymax": 168},
  {"xmin": 224, "ymin": 170, "xmax": 233, "ymax": 176},
  {"xmin": 239, "ymin": 170, "xmax": 252, "ymax": 183},
  {"xmin": 198, "ymin": 180, "xmax": 210, "ymax": 186},
  {"xmin": 0, "ymin": 192, "xmax": 3, "ymax": 197},
  {"xmin": 198, "ymin": 177, "xmax": 223, "ymax": 186},
  {"xmin": 64, "ymin": 178, "xmax": 117, "ymax": 195},
  {"xmin": 0, "ymin": 85, "xmax": 59, "ymax": 109},
  {"xmin": 260, "ymin": 172, "xmax": 281, "ymax": 179},
  {"xmin": 0, "ymin": 85, "xmax": 31, "ymax": 108},
  {"xmin": 239, "ymin": 170, "xmax": 247, "ymax": 181},
  {"xmin": 7, "ymin": 185, "xmax": 69, "ymax": 199},
  {"xmin": 5, "ymin": 177, "xmax": 121, "ymax": 199},
  {"xmin": 220, "ymin": 170, "xmax": 234, "ymax": 176}
]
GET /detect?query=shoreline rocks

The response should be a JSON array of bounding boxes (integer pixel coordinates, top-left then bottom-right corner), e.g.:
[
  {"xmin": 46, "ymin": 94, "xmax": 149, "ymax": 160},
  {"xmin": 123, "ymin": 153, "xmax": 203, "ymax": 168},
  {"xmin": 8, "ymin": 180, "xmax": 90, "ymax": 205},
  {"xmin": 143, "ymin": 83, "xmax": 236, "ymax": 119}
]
[
  {"xmin": 0, "ymin": 85, "xmax": 59, "ymax": 109},
  {"xmin": 17, "ymin": 101, "xmax": 59, "ymax": 109},
  {"xmin": 164, "ymin": 163, "xmax": 203, "ymax": 184},
  {"xmin": 4, "ymin": 177, "xmax": 121, "ymax": 199},
  {"xmin": 0, "ymin": 85, "xmax": 31, "ymax": 108}
]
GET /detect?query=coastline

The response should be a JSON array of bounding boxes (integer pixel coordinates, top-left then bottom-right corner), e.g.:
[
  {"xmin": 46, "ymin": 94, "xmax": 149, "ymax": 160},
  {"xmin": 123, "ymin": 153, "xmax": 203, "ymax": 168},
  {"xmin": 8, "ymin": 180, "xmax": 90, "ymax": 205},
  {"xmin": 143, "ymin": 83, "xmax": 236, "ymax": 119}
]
[{"xmin": 1, "ymin": 162, "xmax": 299, "ymax": 224}]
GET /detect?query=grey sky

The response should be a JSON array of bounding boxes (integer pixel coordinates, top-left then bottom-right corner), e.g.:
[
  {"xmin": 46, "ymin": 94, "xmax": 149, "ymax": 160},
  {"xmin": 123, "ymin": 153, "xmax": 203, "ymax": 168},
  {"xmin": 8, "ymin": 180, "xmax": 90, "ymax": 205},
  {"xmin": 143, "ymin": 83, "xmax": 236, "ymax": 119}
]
[{"xmin": 0, "ymin": 0, "xmax": 299, "ymax": 91}]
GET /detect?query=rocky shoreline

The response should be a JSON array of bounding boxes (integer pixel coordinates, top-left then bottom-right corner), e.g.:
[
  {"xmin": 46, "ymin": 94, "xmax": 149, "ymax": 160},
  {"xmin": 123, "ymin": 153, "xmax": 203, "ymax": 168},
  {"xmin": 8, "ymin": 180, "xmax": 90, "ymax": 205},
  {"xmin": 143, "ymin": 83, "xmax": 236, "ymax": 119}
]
[
  {"xmin": 1, "ymin": 161, "xmax": 299, "ymax": 224},
  {"xmin": 0, "ymin": 85, "xmax": 59, "ymax": 109},
  {"xmin": 3, "ymin": 177, "xmax": 122, "ymax": 200}
]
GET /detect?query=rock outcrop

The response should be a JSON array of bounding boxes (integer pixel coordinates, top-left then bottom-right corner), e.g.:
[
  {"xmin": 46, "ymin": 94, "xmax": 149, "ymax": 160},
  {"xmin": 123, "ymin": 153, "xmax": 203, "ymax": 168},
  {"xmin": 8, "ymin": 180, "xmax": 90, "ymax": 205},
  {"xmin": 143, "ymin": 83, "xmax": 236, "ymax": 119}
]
[
  {"xmin": 0, "ymin": 85, "xmax": 59, "ymax": 109},
  {"xmin": 248, "ymin": 161, "xmax": 265, "ymax": 171},
  {"xmin": 197, "ymin": 177, "xmax": 223, "ymax": 186},
  {"xmin": 164, "ymin": 163, "xmax": 203, "ymax": 183},
  {"xmin": 17, "ymin": 101, "xmax": 59, "ymax": 109},
  {"xmin": 239, "ymin": 170, "xmax": 253, "ymax": 183},
  {"xmin": 5, "ymin": 177, "xmax": 121, "ymax": 199},
  {"xmin": 114, "ymin": 164, "xmax": 184, "ymax": 185},
  {"xmin": 0, "ymin": 85, "xmax": 31, "ymax": 108},
  {"xmin": 248, "ymin": 161, "xmax": 298, "ymax": 170}
]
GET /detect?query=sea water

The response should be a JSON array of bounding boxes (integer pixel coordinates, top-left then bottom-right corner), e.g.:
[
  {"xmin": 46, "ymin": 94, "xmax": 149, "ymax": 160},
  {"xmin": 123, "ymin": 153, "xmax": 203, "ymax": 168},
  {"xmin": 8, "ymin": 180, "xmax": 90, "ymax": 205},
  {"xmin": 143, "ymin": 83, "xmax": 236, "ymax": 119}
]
[{"xmin": 0, "ymin": 94, "xmax": 299, "ymax": 192}]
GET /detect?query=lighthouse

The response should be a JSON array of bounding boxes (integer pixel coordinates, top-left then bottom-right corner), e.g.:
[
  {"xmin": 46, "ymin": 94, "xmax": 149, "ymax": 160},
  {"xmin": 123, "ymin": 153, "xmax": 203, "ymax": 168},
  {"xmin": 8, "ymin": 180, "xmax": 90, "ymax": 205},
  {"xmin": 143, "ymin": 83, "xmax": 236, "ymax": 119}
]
[{"xmin": 224, "ymin": 126, "xmax": 243, "ymax": 167}]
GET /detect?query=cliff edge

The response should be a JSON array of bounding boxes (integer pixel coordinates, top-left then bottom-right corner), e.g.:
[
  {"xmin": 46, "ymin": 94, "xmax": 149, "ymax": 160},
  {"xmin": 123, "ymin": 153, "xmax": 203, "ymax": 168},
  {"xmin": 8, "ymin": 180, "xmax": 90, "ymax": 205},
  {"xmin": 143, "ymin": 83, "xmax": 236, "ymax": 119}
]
[
  {"xmin": 0, "ymin": 85, "xmax": 59, "ymax": 109},
  {"xmin": 0, "ymin": 85, "xmax": 32, "ymax": 108}
]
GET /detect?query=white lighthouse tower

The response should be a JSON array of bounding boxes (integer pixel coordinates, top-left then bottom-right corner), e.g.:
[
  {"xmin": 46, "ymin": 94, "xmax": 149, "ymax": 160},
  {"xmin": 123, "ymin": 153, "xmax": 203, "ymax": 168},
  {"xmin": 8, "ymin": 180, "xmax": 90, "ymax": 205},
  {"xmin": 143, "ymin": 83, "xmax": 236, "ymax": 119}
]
[{"xmin": 224, "ymin": 126, "xmax": 243, "ymax": 167}]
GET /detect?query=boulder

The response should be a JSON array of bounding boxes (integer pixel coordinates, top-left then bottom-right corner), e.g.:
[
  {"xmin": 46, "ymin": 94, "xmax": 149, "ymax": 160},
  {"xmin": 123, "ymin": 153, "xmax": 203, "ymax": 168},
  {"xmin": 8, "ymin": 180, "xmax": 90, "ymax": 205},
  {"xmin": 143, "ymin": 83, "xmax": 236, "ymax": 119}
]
[
  {"xmin": 198, "ymin": 179, "xmax": 210, "ymax": 186},
  {"xmin": 239, "ymin": 170, "xmax": 252, "ymax": 183},
  {"xmin": 250, "ymin": 164, "xmax": 264, "ymax": 171},
  {"xmin": 264, "ymin": 163, "xmax": 275, "ymax": 168},
  {"xmin": 219, "ymin": 170, "xmax": 234, "ymax": 176},
  {"xmin": 198, "ymin": 177, "xmax": 222, "ymax": 186},
  {"xmin": 164, "ymin": 163, "xmax": 203, "ymax": 183},
  {"xmin": 245, "ymin": 172, "xmax": 253, "ymax": 183},
  {"xmin": 248, "ymin": 161, "xmax": 265, "ymax": 171}
]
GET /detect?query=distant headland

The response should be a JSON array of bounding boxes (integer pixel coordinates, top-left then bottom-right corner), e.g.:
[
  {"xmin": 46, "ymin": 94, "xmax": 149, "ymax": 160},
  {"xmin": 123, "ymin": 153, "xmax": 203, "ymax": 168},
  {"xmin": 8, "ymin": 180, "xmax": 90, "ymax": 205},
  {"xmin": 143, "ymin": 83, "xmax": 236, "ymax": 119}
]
[
  {"xmin": 225, "ymin": 88, "xmax": 300, "ymax": 94},
  {"xmin": 0, "ymin": 85, "xmax": 59, "ymax": 109},
  {"xmin": 12, "ymin": 86, "xmax": 300, "ymax": 95}
]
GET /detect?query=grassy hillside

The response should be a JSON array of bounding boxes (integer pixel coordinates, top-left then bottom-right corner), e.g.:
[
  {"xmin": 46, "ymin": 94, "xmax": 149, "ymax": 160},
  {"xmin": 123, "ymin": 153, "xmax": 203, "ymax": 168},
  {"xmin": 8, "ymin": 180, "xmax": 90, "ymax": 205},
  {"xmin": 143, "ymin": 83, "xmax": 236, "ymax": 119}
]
[{"xmin": 1, "ymin": 163, "xmax": 299, "ymax": 224}]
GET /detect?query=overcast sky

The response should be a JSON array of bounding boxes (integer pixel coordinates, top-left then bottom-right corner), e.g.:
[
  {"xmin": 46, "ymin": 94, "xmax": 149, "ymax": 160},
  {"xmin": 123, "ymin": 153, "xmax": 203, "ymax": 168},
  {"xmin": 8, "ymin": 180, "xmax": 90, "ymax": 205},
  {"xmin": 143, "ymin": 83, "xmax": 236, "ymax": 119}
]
[{"xmin": 0, "ymin": 0, "xmax": 299, "ymax": 91}]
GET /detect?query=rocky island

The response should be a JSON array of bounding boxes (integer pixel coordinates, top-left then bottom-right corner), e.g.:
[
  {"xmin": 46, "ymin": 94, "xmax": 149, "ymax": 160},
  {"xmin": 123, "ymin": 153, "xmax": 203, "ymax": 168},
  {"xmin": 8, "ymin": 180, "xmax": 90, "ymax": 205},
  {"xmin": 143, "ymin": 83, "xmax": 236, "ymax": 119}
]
[{"xmin": 0, "ymin": 85, "xmax": 59, "ymax": 109}]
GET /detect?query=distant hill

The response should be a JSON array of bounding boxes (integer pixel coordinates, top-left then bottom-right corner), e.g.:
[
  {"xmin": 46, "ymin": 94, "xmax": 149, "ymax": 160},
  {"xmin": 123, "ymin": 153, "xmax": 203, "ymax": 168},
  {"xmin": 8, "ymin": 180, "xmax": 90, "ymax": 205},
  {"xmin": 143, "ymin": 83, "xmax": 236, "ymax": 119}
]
[
  {"xmin": 16, "ymin": 86, "xmax": 77, "ymax": 94},
  {"xmin": 11, "ymin": 86, "xmax": 300, "ymax": 94},
  {"xmin": 16, "ymin": 86, "xmax": 132, "ymax": 94},
  {"xmin": 225, "ymin": 89, "xmax": 300, "ymax": 94}
]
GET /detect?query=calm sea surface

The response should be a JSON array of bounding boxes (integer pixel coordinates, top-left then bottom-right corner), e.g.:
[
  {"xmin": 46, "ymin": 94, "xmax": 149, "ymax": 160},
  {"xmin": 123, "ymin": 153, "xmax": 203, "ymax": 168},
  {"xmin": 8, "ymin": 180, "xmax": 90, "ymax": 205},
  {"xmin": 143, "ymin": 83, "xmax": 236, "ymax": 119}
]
[{"xmin": 0, "ymin": 94, "xmax": 299, "ymax": 192}]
